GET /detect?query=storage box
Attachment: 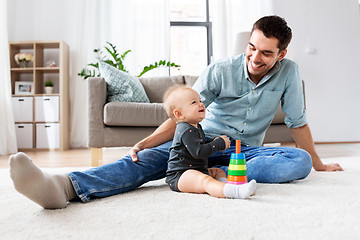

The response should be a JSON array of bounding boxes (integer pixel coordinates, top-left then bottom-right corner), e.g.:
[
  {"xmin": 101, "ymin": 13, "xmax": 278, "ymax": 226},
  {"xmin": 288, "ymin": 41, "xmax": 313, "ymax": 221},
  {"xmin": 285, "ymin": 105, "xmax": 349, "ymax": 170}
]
[
  {"xmin": 15, "ymin": 124, "xmax": 33, "ymax": 148},
  {"xmin": 35, "ymin": 96, "xmax": 59, "ymax": 122},
  {"xmin": 36, "ymin": 123, "xmax": 60, "ymax": 148},
  {"xmin": 12, "ymin": 97, "xmax": 33, "ymax": 122}
]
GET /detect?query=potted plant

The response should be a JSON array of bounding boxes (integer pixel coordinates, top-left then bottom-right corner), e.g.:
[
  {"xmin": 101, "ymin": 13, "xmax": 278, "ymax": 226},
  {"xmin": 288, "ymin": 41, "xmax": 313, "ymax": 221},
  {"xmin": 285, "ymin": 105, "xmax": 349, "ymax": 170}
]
[
  {"xmin": 44, "ymin": 80, "xmax": 54, "ymax": 94},
  {"xmin": 78, "ymin": 42, "xmax": 180, "ymax": 80}
]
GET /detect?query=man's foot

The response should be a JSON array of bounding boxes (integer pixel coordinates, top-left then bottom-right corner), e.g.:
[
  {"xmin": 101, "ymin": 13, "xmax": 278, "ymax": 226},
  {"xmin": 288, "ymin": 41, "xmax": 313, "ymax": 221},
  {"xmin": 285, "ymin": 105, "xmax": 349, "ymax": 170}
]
[{"xmin": 9, "ymin": 152, "xmax": 76, "ymax": 209}]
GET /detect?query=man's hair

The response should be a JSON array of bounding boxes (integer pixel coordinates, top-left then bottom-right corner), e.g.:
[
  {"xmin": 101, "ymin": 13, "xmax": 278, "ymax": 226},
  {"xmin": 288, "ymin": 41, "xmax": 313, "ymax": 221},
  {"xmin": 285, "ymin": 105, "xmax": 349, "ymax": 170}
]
[
  {"xmin": 251, "ymin": 15, "xmax": 292, "ymax": 52},
  {"xmin": 163, "ymin": 85, "xmax": 190, "ymax": 119}
]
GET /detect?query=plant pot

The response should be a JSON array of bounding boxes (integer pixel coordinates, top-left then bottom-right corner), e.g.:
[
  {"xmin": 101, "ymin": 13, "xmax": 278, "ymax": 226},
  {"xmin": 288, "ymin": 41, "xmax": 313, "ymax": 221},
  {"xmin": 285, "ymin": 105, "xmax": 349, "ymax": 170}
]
[{"xmin": 44, "ymin": 86, "xmax": 54, "ymax": 94}]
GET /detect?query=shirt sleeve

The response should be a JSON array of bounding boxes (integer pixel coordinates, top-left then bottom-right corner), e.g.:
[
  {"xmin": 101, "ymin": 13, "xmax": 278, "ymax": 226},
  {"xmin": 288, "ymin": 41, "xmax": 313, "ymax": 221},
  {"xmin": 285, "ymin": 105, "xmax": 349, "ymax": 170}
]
[
  {"xmin": 181, "ymin": 130, "xmax": 225, "ymax": 159},
  {"xmin": 281, "ymin": 63, "xmax": 307, "ymax": 128}
]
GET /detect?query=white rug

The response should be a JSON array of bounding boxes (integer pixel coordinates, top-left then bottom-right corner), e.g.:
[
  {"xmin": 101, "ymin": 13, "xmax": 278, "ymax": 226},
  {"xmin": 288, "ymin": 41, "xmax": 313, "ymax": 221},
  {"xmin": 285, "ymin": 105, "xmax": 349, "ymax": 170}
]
[{"xmin": 1, "ymin": 157, "xmax": 360, "ymax": 240}]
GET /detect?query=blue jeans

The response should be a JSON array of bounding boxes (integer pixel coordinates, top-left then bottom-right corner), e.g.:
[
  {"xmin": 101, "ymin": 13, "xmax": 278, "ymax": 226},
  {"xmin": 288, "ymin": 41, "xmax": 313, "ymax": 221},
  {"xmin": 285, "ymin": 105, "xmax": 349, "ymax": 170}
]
[{"xmin": 67, "ymin": 141, "xmax": 312, "ymax": 202}]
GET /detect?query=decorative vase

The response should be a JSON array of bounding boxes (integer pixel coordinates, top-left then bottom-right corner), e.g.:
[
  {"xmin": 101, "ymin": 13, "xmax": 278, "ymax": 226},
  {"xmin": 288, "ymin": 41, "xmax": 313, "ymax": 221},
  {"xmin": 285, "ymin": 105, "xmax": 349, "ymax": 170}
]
[
  {"xmin": 44, "ymin": 86, "xmax": 54, "ymax": 94},
  {"xmin": 19, "ymin": 61, "xmax": 28, "ymax": 68}
]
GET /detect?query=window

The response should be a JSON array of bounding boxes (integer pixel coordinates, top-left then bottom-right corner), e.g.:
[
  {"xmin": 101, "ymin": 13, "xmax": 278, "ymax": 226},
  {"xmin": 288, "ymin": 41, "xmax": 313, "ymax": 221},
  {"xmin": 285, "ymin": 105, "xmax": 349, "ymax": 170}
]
[{"xmin": 169, "ymin": 0, "xmax": 212, "ymax": 76}]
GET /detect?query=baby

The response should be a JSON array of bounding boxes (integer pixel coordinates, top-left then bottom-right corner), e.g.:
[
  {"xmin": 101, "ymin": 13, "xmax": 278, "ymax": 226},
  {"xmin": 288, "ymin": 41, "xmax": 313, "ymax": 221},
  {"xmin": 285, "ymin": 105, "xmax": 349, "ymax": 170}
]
[{"xmin": 163, "ymin": 85, "xmax": 256, "ymax": 199}]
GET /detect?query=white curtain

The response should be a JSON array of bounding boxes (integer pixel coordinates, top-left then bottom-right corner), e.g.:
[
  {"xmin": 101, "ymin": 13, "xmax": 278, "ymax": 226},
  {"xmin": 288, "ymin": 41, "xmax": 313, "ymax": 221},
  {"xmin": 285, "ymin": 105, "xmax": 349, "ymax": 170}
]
[
  {"xmin": 211, "ymin": 0, "xmax": 275, "ymax": 60},
  {"xmin": 70, "ymin": 0, "xmax": 169, "ymax": 148},
  {"xmin": 106, "ymin": 0, "xmax": 170, "ymax": 77},
  {"xmin": 0, "ymin": 0, "xmax": 17, "ymax": 155},
  {"xmin": 69, "ymin": 0, "xmax": 103, "ymax": 148}
]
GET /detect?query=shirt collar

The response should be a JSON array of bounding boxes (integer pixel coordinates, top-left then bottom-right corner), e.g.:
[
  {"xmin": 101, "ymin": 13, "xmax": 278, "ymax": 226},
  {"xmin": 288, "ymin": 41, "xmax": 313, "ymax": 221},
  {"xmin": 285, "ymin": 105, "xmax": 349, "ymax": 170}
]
[{"xmin": 243, "ymin": 56, "xmax": 282, "ymax": 87}]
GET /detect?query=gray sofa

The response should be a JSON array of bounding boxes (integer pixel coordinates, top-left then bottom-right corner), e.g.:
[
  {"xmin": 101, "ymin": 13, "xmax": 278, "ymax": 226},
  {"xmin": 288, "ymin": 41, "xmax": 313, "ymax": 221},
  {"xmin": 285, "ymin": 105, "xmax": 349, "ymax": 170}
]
[{"xmin": 88, "ymin": 75, "xmax": 297, "ymax": 166}]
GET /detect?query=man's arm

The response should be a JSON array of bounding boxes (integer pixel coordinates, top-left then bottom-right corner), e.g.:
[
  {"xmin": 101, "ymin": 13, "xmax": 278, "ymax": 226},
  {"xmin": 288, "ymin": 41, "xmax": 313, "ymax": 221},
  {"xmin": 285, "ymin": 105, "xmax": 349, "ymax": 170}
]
[
  {"xmin": 129, "ymin": 118, "xmax": 176, "ymax": 162},
  {"xmin": 290, "ymin": 124, "xmax": 343, "ymax": 171}
]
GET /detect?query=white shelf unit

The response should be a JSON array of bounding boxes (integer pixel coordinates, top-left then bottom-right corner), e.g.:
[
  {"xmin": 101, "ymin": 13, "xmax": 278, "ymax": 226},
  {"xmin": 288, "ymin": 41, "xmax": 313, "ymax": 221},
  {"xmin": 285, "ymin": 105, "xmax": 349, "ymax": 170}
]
[{"xmin": 9, "ymin": 41, "xmax": 69, "ymax": 150}]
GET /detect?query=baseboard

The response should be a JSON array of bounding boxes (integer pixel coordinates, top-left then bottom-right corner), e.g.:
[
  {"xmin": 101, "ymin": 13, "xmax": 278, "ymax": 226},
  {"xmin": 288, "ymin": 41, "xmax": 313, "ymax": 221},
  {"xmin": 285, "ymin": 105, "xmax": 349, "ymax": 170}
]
[{"xmin": 314, "ymin": 141, "xmax": 360, "ymax": 144}]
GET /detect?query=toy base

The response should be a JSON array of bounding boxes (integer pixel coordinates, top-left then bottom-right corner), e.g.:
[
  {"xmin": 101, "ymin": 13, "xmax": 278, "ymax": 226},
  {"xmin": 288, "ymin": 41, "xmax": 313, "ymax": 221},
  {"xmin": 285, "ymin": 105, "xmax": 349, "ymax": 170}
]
[{"xmin": 226, "ymin": 181, "xmax": 248, "ymax": 185}]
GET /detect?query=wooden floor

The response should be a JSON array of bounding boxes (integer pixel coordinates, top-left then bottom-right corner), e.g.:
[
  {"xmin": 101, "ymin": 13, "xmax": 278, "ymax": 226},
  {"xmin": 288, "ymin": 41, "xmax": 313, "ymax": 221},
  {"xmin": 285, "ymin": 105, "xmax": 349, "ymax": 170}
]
[
  {"xmin": 1, "ymin": 143, "xmax": 359, "ymax": 169},
  {"xmin": 0, "ymin": 147, "xmax": 131, "ymax": 168}
]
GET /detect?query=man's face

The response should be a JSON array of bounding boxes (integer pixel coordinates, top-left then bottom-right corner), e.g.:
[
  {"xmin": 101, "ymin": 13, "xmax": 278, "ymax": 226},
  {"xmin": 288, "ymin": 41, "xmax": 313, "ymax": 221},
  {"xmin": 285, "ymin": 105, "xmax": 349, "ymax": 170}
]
[{"xmin": 245, "ymin": 29, "xmax": 287, "ymax": 84}]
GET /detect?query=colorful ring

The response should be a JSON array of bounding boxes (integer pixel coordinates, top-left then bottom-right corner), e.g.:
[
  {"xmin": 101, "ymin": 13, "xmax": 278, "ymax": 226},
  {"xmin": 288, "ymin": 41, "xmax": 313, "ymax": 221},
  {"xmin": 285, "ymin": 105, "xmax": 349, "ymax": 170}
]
[
  {"xmin": 227, "ymin": 169, "xmax": 247, "ymax": 176},
  {"xmin": 229, "ymin": 158, "xmax": 246, "ymax": 165},
  {"xmin": 228, "ymin": 164, "xmax": 247, "ymax": 170},
  {"xmin": 230, "ymin": 153, "xmax": 245, "ymax": 160},
  {"xmin": 227, "ymin": 175, "xmax": 247, "ymax": 182}
]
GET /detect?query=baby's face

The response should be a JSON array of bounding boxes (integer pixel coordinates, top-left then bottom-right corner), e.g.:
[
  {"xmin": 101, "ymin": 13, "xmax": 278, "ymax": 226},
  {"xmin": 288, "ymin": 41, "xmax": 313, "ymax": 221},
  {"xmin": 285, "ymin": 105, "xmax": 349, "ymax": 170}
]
[{"xmin": 175, "ymin": 88, "xmax": 205, "ymax": 124}]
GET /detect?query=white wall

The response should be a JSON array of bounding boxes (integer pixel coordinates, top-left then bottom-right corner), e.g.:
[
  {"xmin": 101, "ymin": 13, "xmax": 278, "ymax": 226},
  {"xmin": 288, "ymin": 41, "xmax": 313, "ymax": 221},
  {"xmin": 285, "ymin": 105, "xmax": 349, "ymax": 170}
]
[
  {"xmin": 7, "ymin": 0, "xmax": 360, "ymax": 143},
  {"xmin": 7, "ymin": 0, "xmax": 82, "ymax": 104},
  {"xmin": 7, "ymin": 0, "xmax": 77, "ymax": 51},
  {"xmin": 273, "ymin": 0, "xmax": 360, "ymax": 142}
]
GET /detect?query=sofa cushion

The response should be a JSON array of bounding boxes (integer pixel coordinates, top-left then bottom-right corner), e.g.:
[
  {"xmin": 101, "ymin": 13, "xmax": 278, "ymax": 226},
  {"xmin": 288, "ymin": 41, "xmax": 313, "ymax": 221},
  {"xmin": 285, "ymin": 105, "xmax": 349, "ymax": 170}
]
[
  {"xmin": 139, "ymin": 75, "xmax": 185, "ymax": 103},
  {"xmin": 184, "ymin": 75, "xmax": 198, "ymax": 87},
  {"xmin": 272, "ymin": 105, "xmax": 286, "ymax": 124},
  {"xmin": 104, "ymin": 102, "xmax": 168, "ymax": 126},
  {"xmin": 99, "ymin": 61, "xmax": 150, "ymax": 103}
]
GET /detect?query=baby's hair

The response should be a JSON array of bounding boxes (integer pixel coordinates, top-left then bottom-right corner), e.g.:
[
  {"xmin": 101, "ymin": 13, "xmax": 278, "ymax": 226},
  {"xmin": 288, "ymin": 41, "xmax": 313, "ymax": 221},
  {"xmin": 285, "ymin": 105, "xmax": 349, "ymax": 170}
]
[{"xmin": 163, "ymin": 85, "xmax": 191, "ymax": 119}]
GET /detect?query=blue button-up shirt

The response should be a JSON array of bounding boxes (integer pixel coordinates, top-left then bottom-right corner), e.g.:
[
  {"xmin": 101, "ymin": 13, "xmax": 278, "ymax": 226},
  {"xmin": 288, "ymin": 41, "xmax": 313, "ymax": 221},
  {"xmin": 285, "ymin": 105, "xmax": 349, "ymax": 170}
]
[{"xmin": 192, "ymin": 53, "xmax": 307, "ymax": 146}]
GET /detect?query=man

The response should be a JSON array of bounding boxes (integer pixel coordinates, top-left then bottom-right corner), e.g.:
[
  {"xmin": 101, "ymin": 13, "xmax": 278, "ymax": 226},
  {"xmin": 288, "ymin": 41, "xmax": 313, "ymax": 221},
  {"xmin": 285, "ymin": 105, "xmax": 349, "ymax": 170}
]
[
  {"xmin": 129, "ymin": 15, "xmax": 343, "ymax": 173},
  {"xmin": 9, "ymin": 15, "xmax": 342, "ymax": 209}
]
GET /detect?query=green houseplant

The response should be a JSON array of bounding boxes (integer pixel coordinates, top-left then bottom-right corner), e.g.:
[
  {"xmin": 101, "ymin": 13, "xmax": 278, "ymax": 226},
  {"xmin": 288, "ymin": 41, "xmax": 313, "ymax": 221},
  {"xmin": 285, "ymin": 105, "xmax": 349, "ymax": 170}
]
[
  {"xmin": 44, "ymin": 80, "xmax": 54, "ymax": 94},
  {"xmin": 78, "ymin": 42, "xmax": 180, "ymax": 80},
  {"xmin": 45, "ymin": 80, "xmax": 54, "ymax": 87}
]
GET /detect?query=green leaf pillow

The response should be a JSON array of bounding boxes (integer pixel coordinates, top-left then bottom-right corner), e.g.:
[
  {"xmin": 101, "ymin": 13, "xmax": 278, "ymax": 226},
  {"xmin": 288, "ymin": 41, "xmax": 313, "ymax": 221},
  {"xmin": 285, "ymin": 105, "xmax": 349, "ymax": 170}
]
[{"xmin": 99, "ymin": 61, "xmax": 150, "ymax": 103}]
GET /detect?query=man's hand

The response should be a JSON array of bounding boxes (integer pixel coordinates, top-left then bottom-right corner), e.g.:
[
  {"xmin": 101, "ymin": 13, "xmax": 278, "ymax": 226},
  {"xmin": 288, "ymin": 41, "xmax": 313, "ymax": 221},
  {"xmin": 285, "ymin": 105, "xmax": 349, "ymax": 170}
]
[
  {"xmin": 219, "ymin": 135, "xmax": 231, "ymax": 150},
  {"xmin": 314, "ymin": 162, "xmax": 344, "ymax": 172},
  {"xmin": 127, "ymin": 118, "xmax": 177, "ymax": 162},
  {"xmin": 128, "ymin": 144, "xmax": 143, "ymax": 162},
  {"xmin": 291, "ymin": 125, "xmax": 344, "ymax": 172}
]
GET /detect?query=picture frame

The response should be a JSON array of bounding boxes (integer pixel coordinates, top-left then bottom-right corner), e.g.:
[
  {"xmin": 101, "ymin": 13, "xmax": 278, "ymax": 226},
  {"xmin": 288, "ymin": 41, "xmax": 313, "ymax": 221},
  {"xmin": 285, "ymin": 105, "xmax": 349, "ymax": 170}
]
[{"xmin": 15, "ymin": 81, "xmax": 34, "ymax": 95}]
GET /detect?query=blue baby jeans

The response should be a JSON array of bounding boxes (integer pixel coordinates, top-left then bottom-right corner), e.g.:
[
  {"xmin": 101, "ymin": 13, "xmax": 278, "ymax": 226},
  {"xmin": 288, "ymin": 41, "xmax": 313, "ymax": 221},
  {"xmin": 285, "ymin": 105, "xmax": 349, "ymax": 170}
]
[{"xmin": 67, "ymin": 141, "xmax": 312, "ymax": 202}]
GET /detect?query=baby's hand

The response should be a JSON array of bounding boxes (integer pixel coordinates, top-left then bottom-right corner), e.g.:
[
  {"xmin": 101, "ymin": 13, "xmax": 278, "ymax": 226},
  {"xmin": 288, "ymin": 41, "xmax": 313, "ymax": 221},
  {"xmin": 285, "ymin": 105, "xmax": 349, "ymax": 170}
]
[{"xmin": 219, "ymin": 135, "xmax": 231, "ymax": 150}]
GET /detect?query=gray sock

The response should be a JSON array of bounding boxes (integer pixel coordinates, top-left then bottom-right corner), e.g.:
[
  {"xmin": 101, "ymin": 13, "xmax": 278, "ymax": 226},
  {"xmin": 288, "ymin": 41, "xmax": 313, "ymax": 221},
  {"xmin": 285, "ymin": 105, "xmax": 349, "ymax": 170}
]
[
  {"xmin": 223, "ymin": 179, "xmax": 257, "ymax": 199},
  {"xmin": 9, "ymin": 152, "xmax": 77, "ymax": 209}
]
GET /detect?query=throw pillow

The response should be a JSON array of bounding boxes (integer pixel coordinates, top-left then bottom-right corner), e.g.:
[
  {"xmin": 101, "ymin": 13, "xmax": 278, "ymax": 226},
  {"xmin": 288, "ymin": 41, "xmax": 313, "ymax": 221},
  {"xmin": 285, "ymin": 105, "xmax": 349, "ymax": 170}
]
[{"xmin": 99, "ymin": 61, "xmax": 150, "ymax": 103}]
